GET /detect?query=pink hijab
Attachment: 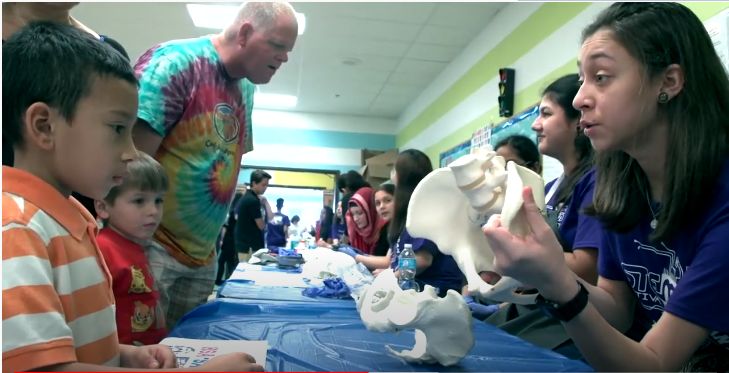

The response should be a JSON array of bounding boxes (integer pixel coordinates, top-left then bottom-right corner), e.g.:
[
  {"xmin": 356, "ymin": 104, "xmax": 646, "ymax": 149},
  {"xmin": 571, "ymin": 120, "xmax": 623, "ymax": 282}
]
[{"xmin": 345, "ymin": 187, "xmax": 386, "ymax": 255}]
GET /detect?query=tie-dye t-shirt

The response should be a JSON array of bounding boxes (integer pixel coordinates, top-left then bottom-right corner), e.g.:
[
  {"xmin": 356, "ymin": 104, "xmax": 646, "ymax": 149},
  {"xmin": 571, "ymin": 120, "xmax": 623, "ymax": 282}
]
[{"xmin": 135, "ymin": 36, "xmax": 255, "ymax": 266}]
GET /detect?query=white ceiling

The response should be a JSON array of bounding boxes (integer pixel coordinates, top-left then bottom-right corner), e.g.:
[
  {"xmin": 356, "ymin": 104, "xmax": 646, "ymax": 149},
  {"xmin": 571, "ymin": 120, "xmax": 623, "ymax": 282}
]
[{"xmin": 73, "ymin": 2, "xmax": 506, "ymax": 119}]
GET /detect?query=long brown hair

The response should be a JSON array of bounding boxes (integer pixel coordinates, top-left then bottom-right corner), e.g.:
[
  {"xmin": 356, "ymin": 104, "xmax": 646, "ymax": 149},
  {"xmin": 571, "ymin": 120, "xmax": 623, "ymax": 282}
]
[
  {"xmin": 542, "ymin": 74, "xmax": 594, "ymax": 207},
  {"xmin": 387, "ymin": 149, "xmax": 433, "ymax": 245},
  {"xmin": 583, "ymin": 3, "xmax": 729, "ymax": 242}
]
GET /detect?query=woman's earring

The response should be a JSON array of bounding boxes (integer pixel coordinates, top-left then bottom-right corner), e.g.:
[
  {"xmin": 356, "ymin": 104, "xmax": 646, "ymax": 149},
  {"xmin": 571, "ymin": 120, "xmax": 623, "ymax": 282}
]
[{"xmin": 658, "ymin": 91, "xmax": 669, "ymax": 104}]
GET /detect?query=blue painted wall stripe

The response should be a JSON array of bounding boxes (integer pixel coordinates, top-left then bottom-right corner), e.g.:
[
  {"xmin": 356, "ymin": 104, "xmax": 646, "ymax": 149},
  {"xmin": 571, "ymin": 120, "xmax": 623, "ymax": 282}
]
[{"xmin": 253, "ymin": 127, "xmax": 395, "ymax": 150}]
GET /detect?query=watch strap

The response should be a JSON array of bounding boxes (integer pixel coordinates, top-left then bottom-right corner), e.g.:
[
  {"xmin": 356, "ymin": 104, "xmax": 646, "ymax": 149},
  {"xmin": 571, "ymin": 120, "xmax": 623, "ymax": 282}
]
[{"xmin": 535, "ymin": 281, "xmax": 589, "ymax": 322}]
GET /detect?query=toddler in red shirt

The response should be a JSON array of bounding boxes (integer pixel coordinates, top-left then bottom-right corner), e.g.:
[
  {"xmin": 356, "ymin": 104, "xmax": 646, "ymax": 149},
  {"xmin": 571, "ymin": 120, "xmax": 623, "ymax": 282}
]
[{"xmin": 95, "ymin": 152, "xmax": 168, "ymax": 345}]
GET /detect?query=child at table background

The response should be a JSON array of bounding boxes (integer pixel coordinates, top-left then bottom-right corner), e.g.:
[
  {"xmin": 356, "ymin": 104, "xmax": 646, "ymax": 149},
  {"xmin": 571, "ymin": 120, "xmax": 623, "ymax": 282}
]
[{"xmin": 94, "ymin": 152, "xmax": 168, "ymax": 346}]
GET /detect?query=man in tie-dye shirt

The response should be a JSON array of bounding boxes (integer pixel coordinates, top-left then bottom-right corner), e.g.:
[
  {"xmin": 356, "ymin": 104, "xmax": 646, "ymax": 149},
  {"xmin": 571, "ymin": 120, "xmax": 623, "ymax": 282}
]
[{"xmin": 132, "ymin": 2, "xmax": 298, "ymax": 328}]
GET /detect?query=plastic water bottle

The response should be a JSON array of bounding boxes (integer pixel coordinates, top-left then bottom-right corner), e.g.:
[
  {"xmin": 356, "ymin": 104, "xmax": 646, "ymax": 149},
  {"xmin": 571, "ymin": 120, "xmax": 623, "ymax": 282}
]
[{"xmin": 398, "ymin": 243, "xmax": 420, "ymax": 291}]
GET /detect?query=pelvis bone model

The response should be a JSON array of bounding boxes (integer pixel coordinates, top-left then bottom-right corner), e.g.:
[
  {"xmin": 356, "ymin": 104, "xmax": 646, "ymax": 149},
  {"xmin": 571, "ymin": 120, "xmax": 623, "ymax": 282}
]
[
  {"xmin": 406, "ymin": 148, "xmax": 545, "ymax": 304},
  {"xmin": 357, "ymin": 269, "xmax": 474, "ymax": 366}
]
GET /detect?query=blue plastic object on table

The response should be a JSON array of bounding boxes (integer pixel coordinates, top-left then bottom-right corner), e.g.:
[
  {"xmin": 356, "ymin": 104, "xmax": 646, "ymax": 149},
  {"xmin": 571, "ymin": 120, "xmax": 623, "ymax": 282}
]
[{"xmin": 170, "ymin": 298, "xmax": 592, "ymax": 372}]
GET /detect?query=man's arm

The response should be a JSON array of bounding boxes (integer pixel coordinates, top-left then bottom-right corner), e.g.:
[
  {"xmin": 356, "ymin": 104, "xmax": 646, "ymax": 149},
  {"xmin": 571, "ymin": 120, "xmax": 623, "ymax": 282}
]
[
  {"xmin": 132, "ymin": 119, "xmax": 164, "ymax": 156},
  {"xmin": 260, "ymin": 196, "xmax": 274, "ymax": 223}
]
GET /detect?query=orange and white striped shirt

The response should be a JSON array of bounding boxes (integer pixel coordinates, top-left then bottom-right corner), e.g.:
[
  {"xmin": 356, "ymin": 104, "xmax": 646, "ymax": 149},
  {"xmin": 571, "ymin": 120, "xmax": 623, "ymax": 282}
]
[{"xmin": 2, "ymin": 166, "xmax": 120, "ymax": 373}]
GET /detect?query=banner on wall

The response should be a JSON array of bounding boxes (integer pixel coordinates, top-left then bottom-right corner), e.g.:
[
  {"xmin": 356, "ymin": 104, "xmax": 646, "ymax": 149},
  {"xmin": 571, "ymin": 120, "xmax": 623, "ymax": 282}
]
[
  {"xmin": 440, "ymin": 105, "xmax": 539, "ymax": 168},
  {"xmin": 439, "ymin": 139, "xmax": 472, "ymax": 167},
  {"xmin": 488, "ymin": 105, "xmax": 539, "ymax": 147},
  {"xmin": 470, "ymin": 127, "xmax": 492, "ymax": 152}
]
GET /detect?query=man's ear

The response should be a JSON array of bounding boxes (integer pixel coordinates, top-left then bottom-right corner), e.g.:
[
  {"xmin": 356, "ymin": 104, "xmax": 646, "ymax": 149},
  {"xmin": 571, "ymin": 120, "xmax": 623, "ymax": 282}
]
[
  {"xmin": 236, "ymin": 22, "xmax": 254, "ymax": 47},
  {"xmin": 23, "ymin": 102, "xmax": 57, "ymax": 151},
  {"xmin": 659, "ymin": 63, "xmax": 685, "ymax": 100},
  {"xmin": 94, "ymin": 199, "xmax": 111, "ymax": 220}
]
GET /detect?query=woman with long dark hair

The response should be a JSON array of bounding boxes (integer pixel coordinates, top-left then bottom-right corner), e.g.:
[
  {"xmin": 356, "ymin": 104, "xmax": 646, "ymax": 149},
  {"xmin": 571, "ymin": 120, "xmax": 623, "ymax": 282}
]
[
  {"xmin": 387, "ymin": 150, "xmax": 463, "ymax": 296},
  {"xmin": 485, "ymin": 74, "xmax": 602, "ymax": 358},
  {"xmin": 315, "ymin": 206, "xmax": 334, "ymax": 244},
  {"xmin": 484, "ymin": 3, "xmax": 729, "ymax": 370}
]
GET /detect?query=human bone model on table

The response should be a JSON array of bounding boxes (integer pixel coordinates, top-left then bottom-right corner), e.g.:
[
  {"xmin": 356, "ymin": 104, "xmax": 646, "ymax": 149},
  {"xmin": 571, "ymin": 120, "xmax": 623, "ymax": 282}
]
[
  {"xmin": 356, "ymin": 269, "xmax": 473, "ymax": 366},
  {"xmin": 356, "ymin": 148, "xmax": 545, "ymax": 366},
  {"xmin": 407, "ymin": 147, "xmax": 545, "ymax": 305}
]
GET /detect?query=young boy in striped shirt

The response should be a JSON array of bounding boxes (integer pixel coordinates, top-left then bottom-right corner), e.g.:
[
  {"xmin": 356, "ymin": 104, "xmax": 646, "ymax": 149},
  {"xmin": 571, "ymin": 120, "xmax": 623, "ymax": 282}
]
[{"xmin": 2, "ymin": 22, "xmax": 261, "ymax": 373}]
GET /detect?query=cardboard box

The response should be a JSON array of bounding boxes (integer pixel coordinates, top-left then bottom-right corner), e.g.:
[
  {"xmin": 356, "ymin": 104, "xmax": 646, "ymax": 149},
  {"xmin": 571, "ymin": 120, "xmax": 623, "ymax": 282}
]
[
  {"xmin": 361, "ymin": 148, "xmax": 398, "ymax": 186},
  {"xmin": 361, "ymin": 149, "xmax": 384, "ymax": 166}
]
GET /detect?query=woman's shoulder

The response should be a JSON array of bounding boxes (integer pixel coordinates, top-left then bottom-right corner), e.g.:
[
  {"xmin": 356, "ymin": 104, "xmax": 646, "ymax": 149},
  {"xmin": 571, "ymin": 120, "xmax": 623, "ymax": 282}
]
[{"xmin": 572, "ymin": 168, "xmax": 597, "ymax": 196}]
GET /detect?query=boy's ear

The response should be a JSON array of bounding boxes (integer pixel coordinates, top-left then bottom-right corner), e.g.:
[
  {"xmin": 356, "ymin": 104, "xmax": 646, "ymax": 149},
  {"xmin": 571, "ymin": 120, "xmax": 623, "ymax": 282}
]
[
  {"xmin": 94, "ymin": 199, "xmax": 111, "ymax": 220},
  {"xmin": 24, "ymin": 102, "xmax": 57, "ymax": 151}
]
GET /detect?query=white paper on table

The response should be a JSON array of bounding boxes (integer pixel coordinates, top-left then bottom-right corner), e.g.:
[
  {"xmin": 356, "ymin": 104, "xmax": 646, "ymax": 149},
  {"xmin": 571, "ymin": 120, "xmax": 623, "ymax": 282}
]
[{"xmin": 160, "ymin": 337, "xmax": 268, "ymax": 368}]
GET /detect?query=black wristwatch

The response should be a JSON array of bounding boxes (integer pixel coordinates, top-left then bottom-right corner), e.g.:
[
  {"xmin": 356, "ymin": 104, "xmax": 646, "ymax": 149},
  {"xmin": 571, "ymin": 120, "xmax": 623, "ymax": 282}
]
[{"xmin": 535, "ymin": 281, "xmax": 589, "ymax": 322}]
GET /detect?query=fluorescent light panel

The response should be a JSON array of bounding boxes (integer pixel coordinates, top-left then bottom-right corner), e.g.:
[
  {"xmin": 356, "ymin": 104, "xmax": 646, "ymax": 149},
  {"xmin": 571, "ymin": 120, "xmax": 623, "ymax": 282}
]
[
  {"xmin": 254, "ymin": 93, "xmax": 298, "ymax": 109},
  {"xmin": 186, "ymin": 4, "xmax": 305, "ymax": 35}
]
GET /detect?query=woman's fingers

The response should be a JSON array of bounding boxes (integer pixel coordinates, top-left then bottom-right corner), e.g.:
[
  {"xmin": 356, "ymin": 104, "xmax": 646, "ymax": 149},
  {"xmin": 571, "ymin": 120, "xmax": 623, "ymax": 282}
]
[{"xmin": 520, "ymin": 186, "xmax": 552, "ymax": 238}]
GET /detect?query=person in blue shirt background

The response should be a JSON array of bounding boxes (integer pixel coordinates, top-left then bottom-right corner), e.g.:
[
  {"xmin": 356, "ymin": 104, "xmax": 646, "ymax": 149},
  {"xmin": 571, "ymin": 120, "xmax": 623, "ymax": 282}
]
[{"xmin": 266, "ymin": 198, "xmax": 290, "ymax": 254}]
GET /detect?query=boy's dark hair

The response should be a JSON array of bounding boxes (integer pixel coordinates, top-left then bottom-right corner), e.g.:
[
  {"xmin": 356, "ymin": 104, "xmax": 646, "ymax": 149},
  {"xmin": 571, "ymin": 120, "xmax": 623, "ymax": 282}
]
[
  {"xmin": 291, "ymin": 215, "xmax": 300, "ymax": 224},
  {"xmin": 250, "ymin": 169, "xmax": 271, "ymax": 185},
  {"xmin": 99, "ymin": 35, "xmax": 130, "ymax": 61},
  {"xmin": 104, "ymin": 152, "xmax": 169, "ymax": 204},
  {"xmin": 276, "ymin": 198, "xmax": 284, "ymax": 209},
  {"xmin": 2, "ymin": 21, "xmax": 137, "ymax": 151}
]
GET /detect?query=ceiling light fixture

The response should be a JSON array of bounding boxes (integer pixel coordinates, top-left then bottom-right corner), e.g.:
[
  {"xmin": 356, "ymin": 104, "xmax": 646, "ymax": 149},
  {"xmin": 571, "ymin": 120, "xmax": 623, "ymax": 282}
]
[
  {"xmin": 254, "ymin": 92, "xmax": 298, "ymax": 109},
  {"xmin": 186, "ymin": 4, "xmax": 306, "ymax": 35}
]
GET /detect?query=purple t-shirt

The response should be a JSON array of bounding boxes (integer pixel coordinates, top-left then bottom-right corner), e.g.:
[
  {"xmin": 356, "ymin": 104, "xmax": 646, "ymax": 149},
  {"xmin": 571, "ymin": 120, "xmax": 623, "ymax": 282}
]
[
  {"xmin": 598, "ymin": 163, "xmax": 729, "ymax": 351},
  {"xmin": 266, "ymin": 212, "xmax": 290, "ymax": 248},
  {"xmin": 389, "ymin": 229, "xmax": 464, "ymax": 296},
  {"xmin": 544, "ymin": 169, "xmax": 601, "ymax": 252}
]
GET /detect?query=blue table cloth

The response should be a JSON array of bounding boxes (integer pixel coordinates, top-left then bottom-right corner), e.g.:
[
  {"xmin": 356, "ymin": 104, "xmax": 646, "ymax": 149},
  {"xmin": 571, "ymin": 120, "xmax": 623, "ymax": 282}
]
[
  {"xmin": 218, "ymin": 280, "xmax": 357, "ymax": 307},
  {"xmin": 171, "ymin": 298, "xmax": 592, "ymax": 372},
  {"xmin": 219, "ymin": 263, "xmax": 357, "ymax": 306}
]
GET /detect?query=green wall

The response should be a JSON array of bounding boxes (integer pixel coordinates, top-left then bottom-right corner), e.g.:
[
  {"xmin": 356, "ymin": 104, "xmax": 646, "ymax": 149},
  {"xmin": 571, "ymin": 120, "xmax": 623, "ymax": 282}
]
[{"xmin": 395, "ymin": 2, "xmax": 729, "ymax": 167}]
